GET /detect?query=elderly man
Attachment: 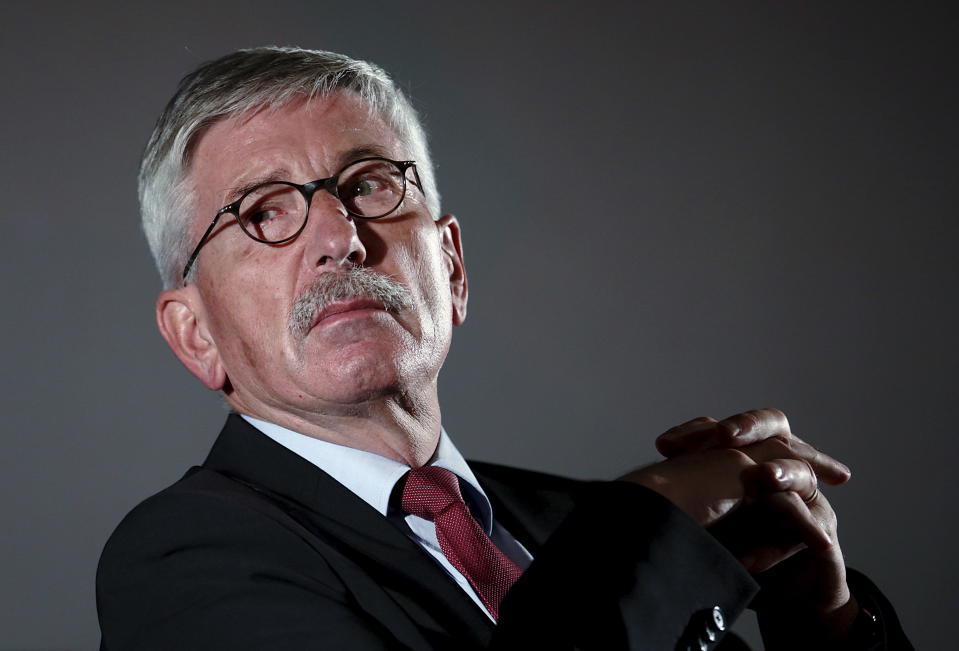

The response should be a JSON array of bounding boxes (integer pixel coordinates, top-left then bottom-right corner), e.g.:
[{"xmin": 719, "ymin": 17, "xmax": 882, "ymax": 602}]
[{"xmin": 97, "ymin": 47, "xmax": 910, "ymax": 650}]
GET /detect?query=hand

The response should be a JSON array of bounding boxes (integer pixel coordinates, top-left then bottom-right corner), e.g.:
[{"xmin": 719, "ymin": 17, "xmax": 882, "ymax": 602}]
[
  {"xmin": 656, "ymin": 408, "xmax": 850, "ymax": 486},
  {"xmin": 656, "ymin": 408, "xmax": 850, "ymax": 569},
  {"xmin": 621, "ymin": 408, "xmax": 848, "ymax": 528},
  {"xmin": 652, "ymin": 409, "xmax": 859, "ymax": 645}
]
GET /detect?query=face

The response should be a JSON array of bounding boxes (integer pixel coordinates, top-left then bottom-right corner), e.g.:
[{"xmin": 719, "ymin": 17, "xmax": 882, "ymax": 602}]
[{"xmin": 160, "ymin": 93, "xmax": 467, "ymax": 420}]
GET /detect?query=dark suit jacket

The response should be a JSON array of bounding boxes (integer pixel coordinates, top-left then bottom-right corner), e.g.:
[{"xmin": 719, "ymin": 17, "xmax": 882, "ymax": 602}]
[{"xmin": 96, "ymin": 415, "xmax": 907, "ymax": 650}]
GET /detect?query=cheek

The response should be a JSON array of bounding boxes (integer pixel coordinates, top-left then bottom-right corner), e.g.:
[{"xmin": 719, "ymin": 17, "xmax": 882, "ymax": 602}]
[
  {"xmin": 409, "ymin": 243, "xmax": 455, "ymax": 334},
  {"xmin": 202, "ymin": 278, "xmax": 289, "ymax": 361},
  {"xmin": 408, "ymin": 230, "xmax": 448, "ymax": 297},
  {"xmin": 240, "ymin": 337, "xmax": 260, "ymax": 371}
]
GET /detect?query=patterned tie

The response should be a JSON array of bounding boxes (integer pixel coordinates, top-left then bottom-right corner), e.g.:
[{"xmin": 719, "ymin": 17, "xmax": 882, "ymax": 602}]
[{"xmin": 401, "ymin": 465, "xmax": 523, "ymax": 620}]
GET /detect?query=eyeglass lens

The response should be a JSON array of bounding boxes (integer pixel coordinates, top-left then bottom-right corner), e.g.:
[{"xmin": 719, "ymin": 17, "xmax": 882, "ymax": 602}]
[{"xmin": 237, "ymin": 158, "xmax": 408, "ymax": 243}]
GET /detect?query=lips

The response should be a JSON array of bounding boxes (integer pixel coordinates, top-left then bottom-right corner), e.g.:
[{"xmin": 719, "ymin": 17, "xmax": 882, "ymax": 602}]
[{"xmin": 311, "ymin": 297, "xmax": 387, "ymax": 328}]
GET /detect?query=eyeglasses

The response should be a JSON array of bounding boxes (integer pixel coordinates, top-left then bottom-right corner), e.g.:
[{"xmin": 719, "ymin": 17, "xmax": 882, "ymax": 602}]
[{"xmin": 182, "ymin": 157, "xmax": 421, "ymax": 280}]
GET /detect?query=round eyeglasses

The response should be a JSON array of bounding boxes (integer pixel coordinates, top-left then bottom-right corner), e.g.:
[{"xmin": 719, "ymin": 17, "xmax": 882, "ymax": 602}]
[{"xmin": 182, "ymin": 157, "xmax": 422, "ymax": 280}]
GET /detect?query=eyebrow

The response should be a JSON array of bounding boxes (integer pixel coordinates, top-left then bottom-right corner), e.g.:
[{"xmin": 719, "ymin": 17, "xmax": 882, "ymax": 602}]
[
  {"xmin": 223, "ymin": 168, "xmax": 293, "ymax": 206},
  {"xmin": 219, "ymin": 144, "xmax": 397, "ymax": 207},
  {"xmin": 334, "ymin": 144, "xmax": 395, "ymax": 169}
]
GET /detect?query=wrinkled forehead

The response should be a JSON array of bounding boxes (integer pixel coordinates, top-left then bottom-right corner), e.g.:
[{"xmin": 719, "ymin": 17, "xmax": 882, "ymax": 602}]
[
  {"xmin": 184, "ymin": 90, "xmax": 400, "ymax": 174},
  {"xmin": 185, "ymin": 92, "xmax": 406, "ymax": 218}
]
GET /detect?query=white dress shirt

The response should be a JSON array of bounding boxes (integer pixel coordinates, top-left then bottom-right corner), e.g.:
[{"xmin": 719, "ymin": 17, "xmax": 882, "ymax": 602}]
[{"xmin": 240, "ymin": 414, "xmax": 533, "ymax": 621}]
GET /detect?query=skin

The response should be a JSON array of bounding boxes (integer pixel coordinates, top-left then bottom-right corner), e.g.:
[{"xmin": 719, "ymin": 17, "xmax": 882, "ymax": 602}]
[
  {"xmin": 623, "ymin": 408, "xmax": 860, "ymax": 645},
  {"xmin": 156, "ymin": 92, "xmax": 467, "ymax": 466},
  {"xmin": 155, "ymin": 91, "xmax": 857, "ymax": 644}
]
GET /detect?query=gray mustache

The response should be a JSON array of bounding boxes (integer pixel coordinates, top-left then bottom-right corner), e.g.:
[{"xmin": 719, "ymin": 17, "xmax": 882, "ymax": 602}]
[{"xmin": 289, "ymin": 267, "xmax": 414, "ymax": 337}]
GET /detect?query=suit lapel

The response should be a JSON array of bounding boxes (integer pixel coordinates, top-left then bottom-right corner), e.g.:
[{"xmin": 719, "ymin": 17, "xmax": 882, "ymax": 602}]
[
  {"xmin": 202, "ymin": 415, "xmax": 495, "ymax": 648},
  {"xmin": 471, "ymin": 460, "xmax": 583, "ymax": 555}
]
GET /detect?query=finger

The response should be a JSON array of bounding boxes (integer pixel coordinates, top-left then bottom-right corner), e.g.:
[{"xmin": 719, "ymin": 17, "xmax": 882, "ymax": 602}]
[
  {"xmin": 655, "ymin": 417, "xmax": 717, "ymax": 456},
  {"xmin": 669, "ymin": 408, "xmax": 790, "ymax": 453},
  {"xmin": 709, "ymin": 487, "xmax": 813, "ymax": 574},
  {"xmin": 781, "ymin": 432, "xmax": 851, "ymax": 486},
  {"xmin": 741, "ymin": 462, "xmax": 832, "ymax": 551},
  {"xmin": 714, "ymin": 408, "xmax": 790, "ymax": 446},
  {"xmin": 764, "ymin": 490, "xmax": 832, "ymax": 551},
  {"xmin": 657, "ymin": 408, "xmax": 852, "ymax": 485},
  {"xmin": 734, "ymin": 429, "xmax": 851, "ymax": 487},
  {"xmin": 761, "ymin": 491, "xmax": 832, "ymax": 551},
  {"xmin": 741, "ymin": 459, "xmax": 819, "ymax": 504}
]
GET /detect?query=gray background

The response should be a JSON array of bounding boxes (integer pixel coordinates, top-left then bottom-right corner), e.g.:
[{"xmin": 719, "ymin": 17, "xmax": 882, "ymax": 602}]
[{"xmin": 1, "ymin": 1, "xmax": 955, "ymax": 649}]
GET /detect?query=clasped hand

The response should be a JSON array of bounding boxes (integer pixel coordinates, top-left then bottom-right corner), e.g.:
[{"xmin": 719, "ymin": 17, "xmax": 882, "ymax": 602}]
[{"xmin": 619, "ymin": 409, "xmax": 859, "ymax": 642}]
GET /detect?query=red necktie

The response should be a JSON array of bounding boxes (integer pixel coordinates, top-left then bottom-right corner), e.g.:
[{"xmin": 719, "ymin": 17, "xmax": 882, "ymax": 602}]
[{"xmin": 401, "ymin": 465, "xmax": 523, "ymax": 620}]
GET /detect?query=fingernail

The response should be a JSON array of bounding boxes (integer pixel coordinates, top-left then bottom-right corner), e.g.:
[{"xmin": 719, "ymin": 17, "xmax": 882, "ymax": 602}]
[{"xmin": 771, "ymin": 463, "xmax": 784, "ymax": 480}]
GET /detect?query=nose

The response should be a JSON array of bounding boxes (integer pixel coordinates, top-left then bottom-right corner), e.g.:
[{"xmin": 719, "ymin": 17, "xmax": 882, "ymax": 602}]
[{"xmin": 303, "ymin": 190, "xmax": 367, "ymax": 268}]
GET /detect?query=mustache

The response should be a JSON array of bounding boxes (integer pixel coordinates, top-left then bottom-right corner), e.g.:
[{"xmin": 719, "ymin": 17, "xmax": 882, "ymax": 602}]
[{"xmin": 289, "ymin": 266, "xmax": 414, "ymax": 337}]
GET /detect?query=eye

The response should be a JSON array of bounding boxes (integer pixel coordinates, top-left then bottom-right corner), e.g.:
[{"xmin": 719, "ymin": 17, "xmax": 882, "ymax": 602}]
[
  {"xmin": 349, "ymin": 177, "xmax": 385, "ymax": 197},
  {"xmin": 337, "ymin": 160, "xmax": 406, "ymax": 217},
  {"xmin": 246, "ymin": 209, "xmax": 278, "ymax": 225},
  {"xmin": 235, "ymin": 183, "xmax": 305, "ymax": 241},
  {"xmin": 241, "ymin": 203, "xmax": 292, "ymax": 228}
]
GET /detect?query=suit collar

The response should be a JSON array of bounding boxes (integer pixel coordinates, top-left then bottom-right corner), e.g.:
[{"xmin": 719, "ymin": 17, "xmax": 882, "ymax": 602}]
[
  {"xmin": 237, "ymin": 413, "xmax": 495, "ymax": 533},
  {"xmin": 203, "ymin": 414, "xmax": 495, "ymax": 646},
  {"xmin": 469, "ymin": 460, "xmax": 584, "ymax": 556}
]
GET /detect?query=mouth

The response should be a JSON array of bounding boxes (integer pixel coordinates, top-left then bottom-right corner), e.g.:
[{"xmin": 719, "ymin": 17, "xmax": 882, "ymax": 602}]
[{"xmin": 311, "ymin": 297, "xmax": 388, "ymax": 328}]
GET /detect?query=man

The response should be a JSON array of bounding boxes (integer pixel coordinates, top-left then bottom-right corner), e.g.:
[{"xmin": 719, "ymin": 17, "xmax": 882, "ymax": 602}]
[{"xmin": 97, "ymin": 47, "xmax": 911, "ymax": 650}]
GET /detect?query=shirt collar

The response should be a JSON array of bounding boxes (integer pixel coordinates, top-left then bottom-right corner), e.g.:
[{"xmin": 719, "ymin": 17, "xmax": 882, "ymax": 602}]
[{"xmin": 239, "ymin": 414, "xmax": 494, "ymax": 533}]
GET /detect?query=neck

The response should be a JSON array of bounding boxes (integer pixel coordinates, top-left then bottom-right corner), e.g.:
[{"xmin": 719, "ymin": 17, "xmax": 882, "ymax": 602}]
[{"xmin": 225, "ymin": 386, "xmax": 442, "ymax": 467}]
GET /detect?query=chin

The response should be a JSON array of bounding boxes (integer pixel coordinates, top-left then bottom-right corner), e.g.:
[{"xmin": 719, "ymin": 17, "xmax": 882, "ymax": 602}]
[
  {"xmin": 292, "ymin": 334, "xmax": 438, "ymax": 405},
  {"xmin": 299, "ymin": 353, "xmax": 405, "ymax": 403},
  {"xmin": 332, "ymin": 369, "xmax": 404, "ymax": 404}
]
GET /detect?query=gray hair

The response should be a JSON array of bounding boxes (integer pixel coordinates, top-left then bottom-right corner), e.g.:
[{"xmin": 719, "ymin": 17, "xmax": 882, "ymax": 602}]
[{"xmin": 138, "ymin": 46, "xmax": 440, "ymax": 289}]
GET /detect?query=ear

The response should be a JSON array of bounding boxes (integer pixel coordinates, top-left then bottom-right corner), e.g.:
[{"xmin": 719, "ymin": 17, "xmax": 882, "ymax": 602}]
[
  {"xmin": 436, "ymin": 214, "xmax": 468, "ymax": 326},
  {"xmin": 156, "ymin": 286, "xmax": 227, "ymax": 390}
]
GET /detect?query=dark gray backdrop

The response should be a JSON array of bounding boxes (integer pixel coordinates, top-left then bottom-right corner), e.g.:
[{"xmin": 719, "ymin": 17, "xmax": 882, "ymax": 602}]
[{"xmin": 2, "ymin": 2, "xmax": 954, "ymax": 649}]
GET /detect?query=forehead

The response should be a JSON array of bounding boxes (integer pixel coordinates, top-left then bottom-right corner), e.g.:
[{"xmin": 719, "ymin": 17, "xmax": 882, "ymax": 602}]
[{"xmin": 188, "ymin": 92, "xmax": 402, "ymax": 208}]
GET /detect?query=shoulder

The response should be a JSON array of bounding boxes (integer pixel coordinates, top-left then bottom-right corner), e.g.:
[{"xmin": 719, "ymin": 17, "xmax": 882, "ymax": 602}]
[
  {"xmin": 96, "ymin": 468, "xmax": 355, "ymax": 648},
  {"xmin": 98, "ymin": 466, "xmax": 318, "ymax": 570},
  {"xmin": 96, "ymin": 468, "xmax": 408, "ymax": 649},
  {"xmin": 96, "ymin": 467, "xmax": 345, "ymax": 609}
]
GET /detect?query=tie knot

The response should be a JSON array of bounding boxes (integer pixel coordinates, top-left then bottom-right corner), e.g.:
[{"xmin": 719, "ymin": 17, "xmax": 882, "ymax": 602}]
[{"xmin": 401, "ymin": 466, "xmax": 464, "ymax": 520}]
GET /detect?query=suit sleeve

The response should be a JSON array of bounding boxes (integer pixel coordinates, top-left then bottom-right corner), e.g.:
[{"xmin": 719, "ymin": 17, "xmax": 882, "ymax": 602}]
[
  {"xmin": 755, "ymin": 568, "xmax": 915, "ymax": 651},
  {"xmin": 96, "ymin": 489, "xmax": 413, "ymax": 651},
  {"xmin": 493, "ymin": 481, "xmax": 759, "ymax": 650},
  {"xmin": 493, "ymin": 479, "xmax": 913, "ymax": 651},
  {"xmin": 844, "ymin": 569, "xmax": 915, "ymax": 651}
]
